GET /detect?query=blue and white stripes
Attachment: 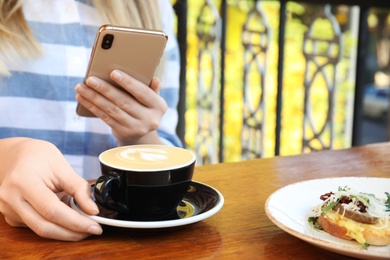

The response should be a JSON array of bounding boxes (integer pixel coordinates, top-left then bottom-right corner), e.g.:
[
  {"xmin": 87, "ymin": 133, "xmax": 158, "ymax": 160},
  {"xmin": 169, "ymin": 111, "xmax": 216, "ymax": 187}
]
[{"xmin": 0, "ymin": 0, "xmax": 181, "ymax": 179}]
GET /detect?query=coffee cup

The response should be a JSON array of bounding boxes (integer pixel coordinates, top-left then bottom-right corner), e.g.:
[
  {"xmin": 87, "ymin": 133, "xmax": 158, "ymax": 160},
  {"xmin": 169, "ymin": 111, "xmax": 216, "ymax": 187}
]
[{"xmin": 93, "ymin": 144, "xmax": 196, "ymax": 221}]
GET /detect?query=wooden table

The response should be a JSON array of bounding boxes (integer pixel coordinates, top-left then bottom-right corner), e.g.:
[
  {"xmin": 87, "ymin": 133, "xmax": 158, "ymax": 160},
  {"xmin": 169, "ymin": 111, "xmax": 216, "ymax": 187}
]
[{"xmin": 1, "ymin": 143, "xmax": 390, "ymax": 259}]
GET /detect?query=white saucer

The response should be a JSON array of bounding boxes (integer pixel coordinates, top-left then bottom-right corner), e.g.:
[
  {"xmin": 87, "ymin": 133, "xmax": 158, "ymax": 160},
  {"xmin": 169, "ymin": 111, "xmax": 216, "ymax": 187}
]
[
  {"xmin": 265, "ymin": 177, "xmax": 390, "ymax": 259},
  {"xmin": 70, "ymin": 181, "xmax": 224, "ymax": 229}
]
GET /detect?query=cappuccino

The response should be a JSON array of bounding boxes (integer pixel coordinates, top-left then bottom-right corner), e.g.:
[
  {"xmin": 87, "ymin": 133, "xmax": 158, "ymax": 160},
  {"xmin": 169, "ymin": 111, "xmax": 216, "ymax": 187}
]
[
  {"xmin": 94, "ymin": 145, "xmax": 196, "ymax": 220},
  {"xmin": 99, "ymin": 145, "xmax": 195, "ymax": 171}
]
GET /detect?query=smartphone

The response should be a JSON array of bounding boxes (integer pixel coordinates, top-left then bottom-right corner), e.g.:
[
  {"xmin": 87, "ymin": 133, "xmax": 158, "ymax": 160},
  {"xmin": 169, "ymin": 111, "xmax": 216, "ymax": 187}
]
[{"xmin": 76, "ymin": 24, "xmax": 168, "ymax": 117}]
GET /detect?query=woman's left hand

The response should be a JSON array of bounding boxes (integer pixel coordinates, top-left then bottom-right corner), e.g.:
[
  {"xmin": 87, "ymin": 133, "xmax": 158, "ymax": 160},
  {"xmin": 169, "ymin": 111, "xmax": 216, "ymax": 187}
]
[{"xmin": 75, "ymin": 70, "xmax": 167, "ymax": 145}]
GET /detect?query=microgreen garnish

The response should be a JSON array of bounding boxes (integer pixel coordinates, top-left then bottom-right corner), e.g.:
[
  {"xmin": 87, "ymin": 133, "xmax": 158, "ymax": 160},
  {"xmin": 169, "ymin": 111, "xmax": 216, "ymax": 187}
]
[
  {"xmin": 308, "ymin": 216, "xmax": 322, "ymax": 230},
  {"xmin": 362, "ymin": 243, "xmax": 370, "ymax": 249},
  {"xmin": 338, "ymin": 186, "xmax": 350, "ymax": 192},
  {"xmin": 322, "ymin": 201, "xmax": 338, "ymax": 212},
  {"xmin": 385, "ymin": 192, "xmax": 390, "ymax": 211}
]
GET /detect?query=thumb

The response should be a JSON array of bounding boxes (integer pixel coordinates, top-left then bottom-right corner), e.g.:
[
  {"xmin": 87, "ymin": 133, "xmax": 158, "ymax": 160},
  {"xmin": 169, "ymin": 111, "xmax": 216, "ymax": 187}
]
[{"xmin": 56, "ymin": 169, "xmax": 99, "ymax": 215}]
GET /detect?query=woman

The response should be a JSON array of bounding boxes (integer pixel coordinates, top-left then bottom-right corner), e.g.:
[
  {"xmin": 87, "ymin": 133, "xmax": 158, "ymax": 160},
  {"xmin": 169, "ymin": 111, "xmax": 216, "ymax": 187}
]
[{"xmin": 0, "ymin": 0, "xmax": 181, "ymax": 241}]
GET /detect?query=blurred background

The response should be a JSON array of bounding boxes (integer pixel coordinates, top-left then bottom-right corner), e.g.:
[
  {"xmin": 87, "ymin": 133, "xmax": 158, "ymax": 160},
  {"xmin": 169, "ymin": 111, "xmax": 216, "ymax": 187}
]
[{"xmin": 171, "ymin": 0, "xmax": 390, "ymax": 165}]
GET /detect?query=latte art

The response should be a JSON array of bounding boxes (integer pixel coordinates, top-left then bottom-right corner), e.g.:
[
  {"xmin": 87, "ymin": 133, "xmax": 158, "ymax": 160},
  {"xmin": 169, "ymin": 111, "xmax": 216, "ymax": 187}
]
[
  {"xmin": 118, "ymin": 148, "xmax": 169, "ymax": 164},
  {"xmin": 96, "ymin": 144, "xmax": 196, "ymax": 220},
  {"xmin": 100, "ymin": 145, "xmax": 196, "ymax": 171}
]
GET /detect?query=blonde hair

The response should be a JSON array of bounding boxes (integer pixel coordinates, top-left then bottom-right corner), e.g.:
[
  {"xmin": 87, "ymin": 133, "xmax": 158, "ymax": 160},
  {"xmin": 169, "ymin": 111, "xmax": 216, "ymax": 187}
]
[{"xmin": 0, "ymin": 0, "xmax": 162, "ymax": 76}]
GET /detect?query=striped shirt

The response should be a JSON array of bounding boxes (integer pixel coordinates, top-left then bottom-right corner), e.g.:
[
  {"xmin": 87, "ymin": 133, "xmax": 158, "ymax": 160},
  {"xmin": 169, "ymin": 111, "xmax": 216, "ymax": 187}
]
[{"xmin": 0, "ymin": 0, "xmax": 181, "ymax": 179}]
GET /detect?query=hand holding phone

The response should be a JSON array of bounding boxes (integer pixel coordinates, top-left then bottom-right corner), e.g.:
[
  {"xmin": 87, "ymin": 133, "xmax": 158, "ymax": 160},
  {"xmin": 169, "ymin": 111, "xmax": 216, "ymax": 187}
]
[{"xmin": 76, "ymin": 25, "xmax": 168, "ymax": 117}]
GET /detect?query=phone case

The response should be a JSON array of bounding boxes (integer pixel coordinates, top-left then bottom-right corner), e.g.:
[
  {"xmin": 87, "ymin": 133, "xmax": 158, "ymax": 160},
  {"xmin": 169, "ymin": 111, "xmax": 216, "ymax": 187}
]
[{"xmin": 76, "ymin": 25, "xmax": 168, "ymax": 117}]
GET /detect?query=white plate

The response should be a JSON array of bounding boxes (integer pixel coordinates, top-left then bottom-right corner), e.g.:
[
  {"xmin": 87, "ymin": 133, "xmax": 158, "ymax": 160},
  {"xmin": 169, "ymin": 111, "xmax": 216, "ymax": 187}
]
[
  {"xmin": 71, "ymin": 181, "xmax": 224, "ymax": 229},
  {"xmin": 265, "ymin": 177, "xmax": 390, "ymax": 259}
]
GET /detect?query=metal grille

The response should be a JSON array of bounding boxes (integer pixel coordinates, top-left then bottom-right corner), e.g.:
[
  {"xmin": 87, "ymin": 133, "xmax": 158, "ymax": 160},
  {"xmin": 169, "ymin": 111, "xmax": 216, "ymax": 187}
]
[
  {"xmin": 173, "ymin": 0, "xmax": 390, "ymax": 164},
  {"xmin": 194, "ymin": 0, "xmax": 221, "ymax": 164},
  {"xmin": 241, "ymin": 2, "xmax": 270, "ymax": 159},
  {"xmin": 302, "ymin": 5, "xmax": 342, "ymax": 152}
]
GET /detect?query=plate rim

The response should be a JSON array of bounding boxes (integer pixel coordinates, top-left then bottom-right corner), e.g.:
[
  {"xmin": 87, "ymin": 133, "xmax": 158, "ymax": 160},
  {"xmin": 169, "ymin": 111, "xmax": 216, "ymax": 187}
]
[
  {"xmin": 264, "ymin": 177, "xmax": 390, "ymax": 259},
  {"xmin": 71, "ymin": 180, "xmax": 224, "ymax": 229}
]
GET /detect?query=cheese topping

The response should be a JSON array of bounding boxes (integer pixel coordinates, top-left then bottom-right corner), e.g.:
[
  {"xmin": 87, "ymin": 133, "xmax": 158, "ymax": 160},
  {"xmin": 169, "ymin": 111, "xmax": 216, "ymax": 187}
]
[
  {"xmin": 311, "ymin": 187, "xmax": 390, "ymax": 228},
  {"xmin": 324, "ymin": 210, "xmax": 390, "ymax": 245}
]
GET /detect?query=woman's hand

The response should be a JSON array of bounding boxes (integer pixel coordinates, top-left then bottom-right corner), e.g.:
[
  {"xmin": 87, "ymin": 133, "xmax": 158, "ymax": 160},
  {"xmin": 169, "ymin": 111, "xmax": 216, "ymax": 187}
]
[
  {"xmin": 0, "ymin": 138, "xmax": 102, "ymax": 241},
  {"xmin": 75, "ymin": 70, "xmax": 168, "ymax": 146}
]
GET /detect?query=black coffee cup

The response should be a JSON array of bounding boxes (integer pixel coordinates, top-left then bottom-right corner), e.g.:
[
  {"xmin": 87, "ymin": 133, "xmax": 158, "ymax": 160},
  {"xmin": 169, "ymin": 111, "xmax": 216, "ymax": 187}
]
[{"xmin": 93, "ymin": 145, "xmax": 196, "ymax": 221}]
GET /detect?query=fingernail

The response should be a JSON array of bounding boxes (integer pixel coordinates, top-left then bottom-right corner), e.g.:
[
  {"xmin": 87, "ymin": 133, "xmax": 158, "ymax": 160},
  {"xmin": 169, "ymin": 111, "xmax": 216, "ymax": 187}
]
[
  {"xmin": 88, "ymin": 225, "xmax": 103, "ymax": 235},
  {"xmin": 89, "ymin": 200, "xmax": 99, "ymax": 214},
  {"xmin": 74, "ymin": 83, "xmax": 84, "ymax": 93},
  {"xmin": 86, "ymin": 76, "xmax": 98, "ymax": 87},
  {"xmin": 111, "ymin": 70, "xmax": 122, "ymax": 81}
]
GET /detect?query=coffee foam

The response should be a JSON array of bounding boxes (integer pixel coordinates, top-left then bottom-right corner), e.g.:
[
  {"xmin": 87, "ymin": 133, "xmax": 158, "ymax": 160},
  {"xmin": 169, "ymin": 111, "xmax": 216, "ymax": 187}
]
[{"xmin": 100, "ymin": 145, "xmax": 195, "ymax": 171}]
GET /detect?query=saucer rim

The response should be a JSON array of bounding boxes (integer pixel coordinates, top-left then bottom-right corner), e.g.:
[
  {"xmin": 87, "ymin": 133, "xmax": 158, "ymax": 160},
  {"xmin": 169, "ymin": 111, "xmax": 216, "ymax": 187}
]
[{"xmin": 70, "ymin": 180, "xmax": 224, "ymax": 229}]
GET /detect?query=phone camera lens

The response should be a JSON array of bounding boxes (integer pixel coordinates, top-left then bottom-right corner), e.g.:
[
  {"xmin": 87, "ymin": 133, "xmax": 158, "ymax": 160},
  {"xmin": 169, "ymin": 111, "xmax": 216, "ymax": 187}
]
[{"xmin": 101, "ymin": 34, "xmax": 114, "ymax": 49}]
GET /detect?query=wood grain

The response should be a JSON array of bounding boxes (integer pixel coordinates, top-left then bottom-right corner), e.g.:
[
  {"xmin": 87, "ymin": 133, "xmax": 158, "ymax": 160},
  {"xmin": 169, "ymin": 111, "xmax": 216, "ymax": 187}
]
[{"xmin": 1, "ymin": 143, "xmax": 389, "ymax": 259}]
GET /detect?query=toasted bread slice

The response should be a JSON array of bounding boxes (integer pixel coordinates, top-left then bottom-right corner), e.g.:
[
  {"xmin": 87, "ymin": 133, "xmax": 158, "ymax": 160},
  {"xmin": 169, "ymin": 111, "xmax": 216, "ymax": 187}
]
[
  {"xmin": 317, "ymin": 214, "xmax": 353, "ymax": 241},
  {"xmin": 318, "ymin": 211, "xmax": 390, "ymax": 246}
]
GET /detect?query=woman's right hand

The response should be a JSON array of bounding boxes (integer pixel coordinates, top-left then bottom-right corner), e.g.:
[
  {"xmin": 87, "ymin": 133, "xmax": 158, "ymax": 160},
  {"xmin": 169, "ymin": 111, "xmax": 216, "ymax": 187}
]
[{"xmin": 0, "ymin": 138, "xmax": 103, "ymax": 241}]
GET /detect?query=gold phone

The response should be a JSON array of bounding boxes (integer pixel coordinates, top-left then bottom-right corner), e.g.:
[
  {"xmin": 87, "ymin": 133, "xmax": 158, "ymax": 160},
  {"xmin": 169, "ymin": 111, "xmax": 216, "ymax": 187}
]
[{"xmin": 76, "ymin": 24, "xmax": 168, "ymax": 117}]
